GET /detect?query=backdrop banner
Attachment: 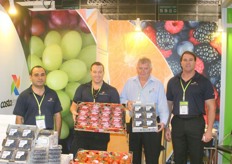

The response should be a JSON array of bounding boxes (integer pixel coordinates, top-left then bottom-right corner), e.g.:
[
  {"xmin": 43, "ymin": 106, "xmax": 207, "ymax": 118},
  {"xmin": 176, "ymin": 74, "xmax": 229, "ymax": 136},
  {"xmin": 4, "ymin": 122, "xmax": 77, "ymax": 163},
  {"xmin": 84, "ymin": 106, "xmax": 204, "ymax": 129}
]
[{"xmin": 0, "ymin": 5, "xmax": 30, "ymax": 115}]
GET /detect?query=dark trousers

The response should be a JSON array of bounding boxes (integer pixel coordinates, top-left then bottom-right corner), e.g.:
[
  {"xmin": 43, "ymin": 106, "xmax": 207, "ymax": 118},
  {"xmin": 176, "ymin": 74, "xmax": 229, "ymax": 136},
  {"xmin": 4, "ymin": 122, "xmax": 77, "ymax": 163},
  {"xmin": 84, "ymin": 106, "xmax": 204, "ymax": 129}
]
[
  {"xmin": 171, "ymin": 115, "xmax": 205, "ymax": 164},
  {"xmin": 129, "ymin": 130, "xmax": 162, "ymax": 164}
]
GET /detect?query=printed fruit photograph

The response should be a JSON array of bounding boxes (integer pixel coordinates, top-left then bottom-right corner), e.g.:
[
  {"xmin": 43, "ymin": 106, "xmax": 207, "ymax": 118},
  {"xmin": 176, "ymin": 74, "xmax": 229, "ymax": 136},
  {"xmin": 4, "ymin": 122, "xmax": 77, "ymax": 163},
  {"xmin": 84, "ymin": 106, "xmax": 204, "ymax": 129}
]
[
  {"xmin": 9, "ymin": 8, "xmax": 221, "ymax": 161},
  {"xmin": 141, "ymin": 21, "xmax": 221, "ymax": 124},
  {"xmin": 108, "ymin": 20, "xmax": 221, "ymax": 125},
  {"xmin": 9, "ymin": 8, "xmax": 96, "ymax": 149}
]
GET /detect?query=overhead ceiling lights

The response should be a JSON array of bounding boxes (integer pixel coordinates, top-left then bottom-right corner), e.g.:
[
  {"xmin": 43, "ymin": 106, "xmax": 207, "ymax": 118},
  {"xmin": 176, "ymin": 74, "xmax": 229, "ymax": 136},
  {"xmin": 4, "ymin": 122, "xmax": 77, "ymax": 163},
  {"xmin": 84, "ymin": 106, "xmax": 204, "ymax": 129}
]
[
  {"xmin": 135, "ymin": 18, "xmax": 142, "ymax": 32},
  {"xmin": 8, "ymin": 0, "xmax": 17, "ymax": 15}
]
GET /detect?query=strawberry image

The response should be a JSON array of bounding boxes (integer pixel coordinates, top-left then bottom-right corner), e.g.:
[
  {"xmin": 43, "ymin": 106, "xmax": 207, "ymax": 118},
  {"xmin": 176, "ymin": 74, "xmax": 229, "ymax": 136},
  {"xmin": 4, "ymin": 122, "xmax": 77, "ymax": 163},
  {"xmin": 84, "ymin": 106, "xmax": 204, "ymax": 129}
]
[
  {"xmin": 143, "ymin": 25, "xmax": 156, "ymax": 44},
  {"xmin": 164, "ymin": 21, "xmax": 184, "ymax": 34}
]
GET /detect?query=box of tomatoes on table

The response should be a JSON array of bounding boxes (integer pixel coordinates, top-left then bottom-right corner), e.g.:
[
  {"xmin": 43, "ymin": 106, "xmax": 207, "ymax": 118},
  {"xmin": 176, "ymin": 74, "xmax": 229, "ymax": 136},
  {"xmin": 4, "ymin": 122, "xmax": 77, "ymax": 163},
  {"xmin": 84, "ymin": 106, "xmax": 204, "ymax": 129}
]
[
  {"xmin": 71, "ymin": 149, "xmax": 132, "ymax": 164},
  {"xmin": 74, "ymin": 102, "xmax": 126, "ymax": 134}
]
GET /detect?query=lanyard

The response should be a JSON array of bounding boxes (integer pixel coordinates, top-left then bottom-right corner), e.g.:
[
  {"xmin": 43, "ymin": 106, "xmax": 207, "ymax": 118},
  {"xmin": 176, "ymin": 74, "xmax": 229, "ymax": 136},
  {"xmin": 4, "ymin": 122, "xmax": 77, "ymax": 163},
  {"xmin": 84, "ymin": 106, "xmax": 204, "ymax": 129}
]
[
  {"xmin": 180, "ymin": 79, "xmax": 192, "ymax": 101},
  {"xmin": 33, "ymin": 93, "xmax": 45, "ymax": 115},
  {"xmin": 91, "ymin": 85, "xmax": 102, "ymax": 102}
]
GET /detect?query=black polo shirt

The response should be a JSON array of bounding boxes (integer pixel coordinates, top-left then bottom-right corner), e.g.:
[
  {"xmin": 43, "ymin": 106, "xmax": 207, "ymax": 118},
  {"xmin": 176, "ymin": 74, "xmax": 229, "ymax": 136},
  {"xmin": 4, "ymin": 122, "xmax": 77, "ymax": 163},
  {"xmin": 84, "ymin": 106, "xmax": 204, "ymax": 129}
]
[
  {"xmin": 166, "ymin": 71, "xmax": 215, "ymax": 116},
  {"xmin": 13, "ymin": 85, "xmax": 62, "ymax": 129},
  {"xmin": 73, "ymin": 81, "xmax": 120, "ymax": 141}
]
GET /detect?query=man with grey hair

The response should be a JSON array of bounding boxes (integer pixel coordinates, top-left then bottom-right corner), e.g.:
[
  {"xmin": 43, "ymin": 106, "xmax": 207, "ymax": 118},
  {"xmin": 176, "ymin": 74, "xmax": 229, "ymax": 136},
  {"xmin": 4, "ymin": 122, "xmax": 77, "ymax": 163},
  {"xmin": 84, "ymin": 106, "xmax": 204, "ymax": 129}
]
[{"xmin": 120, "ymin": 57, "xmax": 169, "ymax": 164}]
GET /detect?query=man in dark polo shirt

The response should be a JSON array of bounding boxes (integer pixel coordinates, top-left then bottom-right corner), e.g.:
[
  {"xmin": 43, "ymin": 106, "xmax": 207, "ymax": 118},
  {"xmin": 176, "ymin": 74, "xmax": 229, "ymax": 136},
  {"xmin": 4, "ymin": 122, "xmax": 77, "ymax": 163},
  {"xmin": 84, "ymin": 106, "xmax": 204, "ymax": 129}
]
[
  {"xmin": 165, "ymin": 51, "xmax": 216, "ymax": 164},
  {"xmin": 13, "ymin": 65, "xmax": 62, "ymax": 136},
  {"xmin": 70, "ymin": 62, "xmax": 120, "ymax": 157}
]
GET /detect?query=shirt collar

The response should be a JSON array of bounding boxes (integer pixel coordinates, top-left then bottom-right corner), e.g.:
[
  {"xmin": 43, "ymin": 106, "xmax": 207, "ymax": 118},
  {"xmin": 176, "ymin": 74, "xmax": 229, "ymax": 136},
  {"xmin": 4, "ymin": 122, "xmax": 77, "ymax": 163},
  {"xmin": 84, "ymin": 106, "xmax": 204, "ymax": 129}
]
[
  {"xmin": 29, "ymin": 85, "xmax": 48, "ymax": 94},
  {"xmin": 88, "ymin": 81, "xmax": 106, "ymax": 88},
  {"xmin": 177, "ymin": 70, "xmax": 200, "ymax": 80},
  {"xmin": 133, "ymin": 75, "xmax": 157, "ymax": 83}
]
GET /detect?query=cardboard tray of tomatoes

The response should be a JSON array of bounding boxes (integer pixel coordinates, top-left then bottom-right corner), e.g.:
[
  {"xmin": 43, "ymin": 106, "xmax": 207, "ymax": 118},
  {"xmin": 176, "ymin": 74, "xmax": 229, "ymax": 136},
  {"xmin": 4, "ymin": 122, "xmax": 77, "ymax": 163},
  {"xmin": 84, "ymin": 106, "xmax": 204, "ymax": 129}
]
[
  {"xmin": 71, "ymin": 150, "xmax": 132, "ymax": 164},
  {"xmin": 74, "ymin": 102, "xmax": 126, "ymax": 134}
]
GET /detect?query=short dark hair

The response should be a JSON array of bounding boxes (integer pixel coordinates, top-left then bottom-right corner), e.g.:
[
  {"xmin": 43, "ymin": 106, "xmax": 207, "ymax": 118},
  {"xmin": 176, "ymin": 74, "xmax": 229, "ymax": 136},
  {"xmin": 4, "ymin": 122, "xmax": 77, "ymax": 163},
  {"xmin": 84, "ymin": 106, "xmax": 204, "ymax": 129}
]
[
  {"xmin": 30, "ymin": 65, "xmax": 46, "ymax": 75},
  {"xmin": 90, "ymin": 62, "xmax": 104, "ymax": 71},
  {"xmin": 180, "ymin": 51, "xmax": 197, "ymax": 62}
]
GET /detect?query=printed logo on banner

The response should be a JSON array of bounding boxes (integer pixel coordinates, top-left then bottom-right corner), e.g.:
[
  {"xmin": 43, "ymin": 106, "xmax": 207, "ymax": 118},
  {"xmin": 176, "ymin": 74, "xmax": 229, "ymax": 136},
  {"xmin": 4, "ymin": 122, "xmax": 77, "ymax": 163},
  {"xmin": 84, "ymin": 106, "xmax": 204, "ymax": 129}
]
[{"xmin": 11, "ymin": 74, "xmax": 20, "ymax": 96}]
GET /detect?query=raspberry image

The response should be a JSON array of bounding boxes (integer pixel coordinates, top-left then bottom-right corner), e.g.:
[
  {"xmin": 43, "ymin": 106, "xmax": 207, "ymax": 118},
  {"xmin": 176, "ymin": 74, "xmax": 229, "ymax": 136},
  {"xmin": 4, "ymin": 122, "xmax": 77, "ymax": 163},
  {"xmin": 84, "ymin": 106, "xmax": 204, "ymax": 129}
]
[
  {"xmin": 167, "ymin": 59, "xmax": 182, "ymax": 76},
  {"xmin": 156, "ymin": 28, "xmax": 175, "ymax": 50},
  {"xmin": 194, "ymin": 43, "xmax": 220, "ymax": 64},
  {"xmin": 164, "ymin": 21, "xmax": 184, "ymax": 34},
  {"xmin": 193, "ymin": 22, "xmax": 217, "ymax": 43},
  {"xmin": 206, "ymin": 59, "xmax": 221, "ymax": 78}
]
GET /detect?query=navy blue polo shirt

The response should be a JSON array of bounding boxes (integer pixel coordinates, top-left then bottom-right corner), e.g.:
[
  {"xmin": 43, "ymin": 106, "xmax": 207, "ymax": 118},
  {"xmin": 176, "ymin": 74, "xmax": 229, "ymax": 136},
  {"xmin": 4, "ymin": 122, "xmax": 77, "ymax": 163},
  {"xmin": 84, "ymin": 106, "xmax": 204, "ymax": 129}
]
[
  {"xmin": 13, "ymin": 85, "xmax": 62, "ymax": 129},
  {"xmin": 166, "ymin": 71, "xmax": 215, "ymax": 116},
  {"xmin": 73, "ymin": 81, "xmax": 120, "ymax": 141},
  {"xmin": 73, "ymin": 81, "xmax": 120, "ymax": 104}
]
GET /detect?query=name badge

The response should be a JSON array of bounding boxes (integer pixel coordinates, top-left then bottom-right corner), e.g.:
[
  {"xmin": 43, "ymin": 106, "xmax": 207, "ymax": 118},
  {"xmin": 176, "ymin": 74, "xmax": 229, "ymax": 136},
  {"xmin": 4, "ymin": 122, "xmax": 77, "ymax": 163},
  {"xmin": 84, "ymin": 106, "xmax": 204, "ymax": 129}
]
[
  {"xmin": 179, "ymin": 101, "xmax": 188, "ymax": 115},
  {"xmin": 36, "ymin": 115, "xmax": 46, "ymax": 129}
]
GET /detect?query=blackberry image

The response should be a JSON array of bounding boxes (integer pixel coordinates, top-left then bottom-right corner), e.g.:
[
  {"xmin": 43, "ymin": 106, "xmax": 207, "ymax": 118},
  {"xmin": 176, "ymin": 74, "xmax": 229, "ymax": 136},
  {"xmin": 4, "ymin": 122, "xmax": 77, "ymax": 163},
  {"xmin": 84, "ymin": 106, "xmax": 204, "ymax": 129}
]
[
  {"xmin": 194, "ymin": 43, "xmax": 219, "ymax": 64},
  {"xmin": 206, "ymin": 59, "xmax": 221, "ymax": 78},
  {"xmin": 193, "ymin": 22, "xmax": 217, "ymax": 43},
  {"xmin": 156, "ymin": 28, "xmax": 175, "ymax": 50},
  {"xmin": 167, "ymin": 59, "xmax": 182, "ymax": 76}
]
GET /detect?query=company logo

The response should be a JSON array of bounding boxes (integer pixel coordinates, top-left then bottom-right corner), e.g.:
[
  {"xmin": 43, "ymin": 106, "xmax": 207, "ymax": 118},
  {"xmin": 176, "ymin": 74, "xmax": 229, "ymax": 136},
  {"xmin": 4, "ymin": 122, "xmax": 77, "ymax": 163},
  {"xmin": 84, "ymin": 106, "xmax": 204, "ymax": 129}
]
[
  {"xmin": 1, "ymin": 99, "xmax": 13, "ymax": 108},
  {"xmin": 11, "ymin": 74, "xmax": 20, "ymax": 95}
]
